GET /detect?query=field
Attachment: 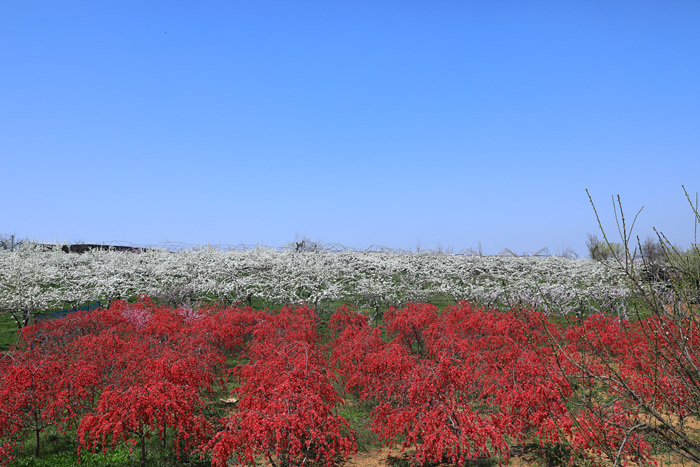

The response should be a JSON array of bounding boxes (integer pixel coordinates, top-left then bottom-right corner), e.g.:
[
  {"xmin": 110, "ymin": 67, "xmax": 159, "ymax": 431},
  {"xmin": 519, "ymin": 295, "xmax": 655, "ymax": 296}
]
[
  {"xmin": 1, "ymin": 245, "xmax": 699, "ymax": 466},
  {"xmin": 0, "ymin": 245, "xmax": 632, "ymax": 334}
]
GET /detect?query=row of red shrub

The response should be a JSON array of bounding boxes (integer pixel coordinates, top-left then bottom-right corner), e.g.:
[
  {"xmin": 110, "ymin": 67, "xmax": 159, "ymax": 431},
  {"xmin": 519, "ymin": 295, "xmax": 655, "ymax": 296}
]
[
  {"xmin": 1, "ymin": 298, "xmax": 698, "ymax": 465},
  {"xmin": 336, "ymin": 301, "xmax": 699, "ymax": 465},
  {"xmin": 0, "ymin": 298, "xmax": 355, "ymax": 466}
]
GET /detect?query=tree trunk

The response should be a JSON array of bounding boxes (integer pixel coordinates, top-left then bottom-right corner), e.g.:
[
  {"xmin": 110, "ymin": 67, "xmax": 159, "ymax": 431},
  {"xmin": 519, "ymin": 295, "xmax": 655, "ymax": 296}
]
[
  {"xmin": 141, "ymin": 434, "xmax": 146, "ymax": 467},
  {"xmin": 34, "ymin": 411, "xmax": 40, "ymax": 457}
]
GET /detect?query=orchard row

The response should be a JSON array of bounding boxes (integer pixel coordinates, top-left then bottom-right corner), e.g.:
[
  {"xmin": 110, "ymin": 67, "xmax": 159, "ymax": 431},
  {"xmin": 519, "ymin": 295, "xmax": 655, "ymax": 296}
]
[
  {"xmin": 1, "ymin": 245, "xmax": 631, "ymax": 328},
  {"xmin": 2, "ymin": 298, "xmax": 698, "ymax": 465}
]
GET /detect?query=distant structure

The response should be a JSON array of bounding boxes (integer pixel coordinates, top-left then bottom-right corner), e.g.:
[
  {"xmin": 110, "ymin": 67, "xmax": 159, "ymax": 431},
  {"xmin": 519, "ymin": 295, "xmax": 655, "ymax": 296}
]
[
  {"xmin": 59, "ymin": 244, "xmax": 148, "ymax": 254},
  {"xmin": 23, "ymin": 243, "xmax": 149, "ymax": 254}
]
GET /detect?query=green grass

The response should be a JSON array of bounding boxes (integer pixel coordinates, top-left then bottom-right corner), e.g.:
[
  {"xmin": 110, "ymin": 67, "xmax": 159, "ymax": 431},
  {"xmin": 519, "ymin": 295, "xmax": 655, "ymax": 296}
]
[
  {"xmin": 9, "ymin": 424, "xmax": 212, "ymax": 467},
  {"xmin": 0, "ymin": 315, "xmax": 18, "ymax": 351},
  {"xmin": 337, "ymin": 395, "xmax": 379, "ymax": 453}
]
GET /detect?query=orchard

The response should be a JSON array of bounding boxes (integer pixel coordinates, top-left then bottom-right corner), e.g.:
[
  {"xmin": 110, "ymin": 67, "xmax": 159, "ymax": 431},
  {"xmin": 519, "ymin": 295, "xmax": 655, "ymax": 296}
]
[
  {"xmin": 1, "ymin": 295, "xmax": 699, "ymax": 466},
  {"xmin": 2, "ymin": 197, "xmax": 700, "ymax": 466},
  {"xmin": 0, "ymin": 245, "xmax": 631, "ymax": 333}
]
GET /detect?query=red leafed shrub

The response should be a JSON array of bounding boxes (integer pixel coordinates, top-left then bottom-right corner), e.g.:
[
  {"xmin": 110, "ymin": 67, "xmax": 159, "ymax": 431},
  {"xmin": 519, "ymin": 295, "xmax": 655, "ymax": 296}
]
[
  {"xmin": 568, "ymin": 401, "xmax": 653, "ymax": 465},
  {"xmin": 328, "ymin": 301, "xmax": 576, "ymax": 465},
  {"xmin": 328, "ymin": 325, "xmax": 387, "ymax": 397},
  {"xmin": 388, "ymin": 304, "xmax": 572, "ymax": 463},
  {"xmin": 16, "ymin": 306, "xmax": 130, "ymax": 353},
  {"xmin": 327, "ymin": 305, "xmax": 430, "ymax": 407},
  {"xmin": 209, "ymin": 338, "xmax": 355, "ymax": 467},
  {"xmin": 626, "ymin": 316, "xmax": 700, "ymax": 413},
  {"xmin": 326, "ymin": 305, "xmax": 386, "ymax": 396},
  {"xmin": 249, "ymin": 305, "xmax": 320, "ymax": 357},
  {"xmin": 564, "ymin": 313, "xmax": 639, "ymax": 358},
  {"xmin": 0, "ymin": 343, "xmax": 107, "ymax": 462},
  {"xmin": 384, "ymin": 303, "xmax": 439, "ymax": 353},
  {"xmin": 0, "ymin": 441, "xmax": 16, "ymax": 467},
  {"xmin": 184, "ymin": 305, "xmax": 264, "ymax": 358},
  {"xmin": 75, "ymin": 318, "xmax": 220, "ymax": 466},
  {"xmin": 424, "ymin": 303, "xmax": 573, "ymax": 445},
  {"xmin": 2, "ymin": 309, "xmax": 128, "ymax": 462},
  {"xmin": 543, "ymin": 313, "xmax": 700, "ymax": 464},
  {"xmin": 78, "ymin": 376, "xmax": 212, "ymax": 466},
  {"xmin": 371, "ymin": 353, "xmax": 511, "ymax": 465},
  {"xmin": 0, "ymin": 351, "xmax": 70, "ymax": 458},
  {"xmin": 326, "ymin": 304, "xmax": 369, "ymax": 338},
  {"xmin": 8, "ymin": 299, "xmax": 223, "ymax": 466}
]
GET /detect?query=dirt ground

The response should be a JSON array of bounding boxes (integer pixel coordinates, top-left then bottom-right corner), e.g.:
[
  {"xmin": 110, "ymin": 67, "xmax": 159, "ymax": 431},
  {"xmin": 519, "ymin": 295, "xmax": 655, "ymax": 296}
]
[
  {"xmin": 346, "ymin": 451, "xmax": 532, "ymax": 466},
  {"xmin": 344, "ymin": 447, "xmax": 695, "ymax": 466},
  {"xmin": 342, "ymin": 415, "xmax": 700, "ymax": 466},
  {"xmin": 344, "ymin": 445, "xmax": 534, "ymax": 467}
]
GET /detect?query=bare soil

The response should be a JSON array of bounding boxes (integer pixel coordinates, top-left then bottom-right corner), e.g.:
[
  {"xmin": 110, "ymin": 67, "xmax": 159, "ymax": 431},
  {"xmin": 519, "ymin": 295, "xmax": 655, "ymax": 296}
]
[{"xmin": 343, "ymin": 446, "xmax": 695, "ymax": 466}]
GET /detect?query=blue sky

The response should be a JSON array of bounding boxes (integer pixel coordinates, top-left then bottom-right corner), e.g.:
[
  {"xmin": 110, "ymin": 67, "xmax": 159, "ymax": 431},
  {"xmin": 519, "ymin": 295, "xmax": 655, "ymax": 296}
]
[{"xmin": 1, "ymin": 1, "xmax": 699, "ymax": 256}]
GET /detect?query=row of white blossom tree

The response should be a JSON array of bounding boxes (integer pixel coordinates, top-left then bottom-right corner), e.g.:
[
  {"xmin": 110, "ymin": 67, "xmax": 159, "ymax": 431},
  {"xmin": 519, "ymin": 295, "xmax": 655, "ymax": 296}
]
[{"xmin": 0, "ymin": 243, "xmax": 631, "ymax": 328}]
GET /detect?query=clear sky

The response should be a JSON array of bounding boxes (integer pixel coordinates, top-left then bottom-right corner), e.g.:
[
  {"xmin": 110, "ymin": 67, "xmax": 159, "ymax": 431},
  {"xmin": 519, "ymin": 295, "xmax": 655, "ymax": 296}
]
[{"xmin": 1, "ymin": 1, "xmax": 699, "ymax": 256}]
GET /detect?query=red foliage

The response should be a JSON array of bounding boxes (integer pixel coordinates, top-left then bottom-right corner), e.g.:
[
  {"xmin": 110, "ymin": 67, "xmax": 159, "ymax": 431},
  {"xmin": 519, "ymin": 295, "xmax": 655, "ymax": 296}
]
[
  {"xmin": 425, "ymin": 303, "xmax": 572, "ymax": 444},
  {"xmin": 384, "ymin": 302, "xmax": 439, "ymax": 353},
  {"xmin": 16, "ymin": 306, "xmax": 129, "ymax": 353},
  {"xmin": 183, "ymin": 305, "xmax": 263, "ymax": 357},
  {"xmin": 74, "ymin": 306, "xmax": 222, "ymax": 465},
  {"xmin": 1, "ymin": 298, "xmax": 226, "ymax": 465},
  {"xmin": 0, "ymin": 441, "xmax": 16, "ymax": 467},
  {"xmin": 77, "ymin": 363, "xmax": 212, "ymax": 464},
  {"xmin": 326, "ymin": 302, "xmax": 574, "ymax": 464},
  {"xmin": 326, "ymin": 304, "xmax": 369, "ymax": 338},
  {"xmin": 326, "ymin": 300, "xmax": 679, "ymax": 465},
  {"xmin": 326, "ymin": 304, "xmax": 386, "ymax": 397},
  {"xmin": 0, "ymin": 345, "xmax": 105, "ymax": 461},
  {"xmin": 5, "ymin": 297, "xmax": 697, "ymax": 466},
  {"xmin": 548, "ymin": 313, "xmax": 700, "ymax": 464},
  {"xmin": 209, "ymin": 307, "xmax": 355, "ymax": 467},
  {"xmin": 250, "ymin": 305, "xmax": 320, "ymax": 354},
  {"xmin": 370, "ymin": 354, "xmax": 511, "ymax": 465}
]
